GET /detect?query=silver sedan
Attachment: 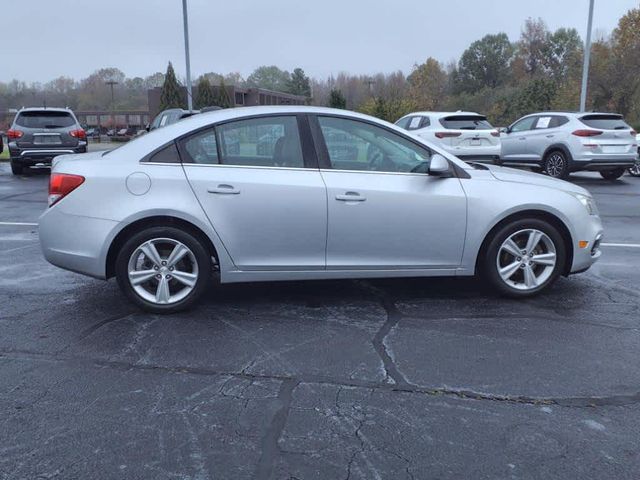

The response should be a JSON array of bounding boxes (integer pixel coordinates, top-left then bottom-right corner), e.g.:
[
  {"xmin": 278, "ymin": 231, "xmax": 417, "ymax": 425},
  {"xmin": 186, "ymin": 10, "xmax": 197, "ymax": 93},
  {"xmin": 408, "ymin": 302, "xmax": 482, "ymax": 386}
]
[{"xmin": 39, "ymin": 106, "xmax": 603, "ymax": 313}]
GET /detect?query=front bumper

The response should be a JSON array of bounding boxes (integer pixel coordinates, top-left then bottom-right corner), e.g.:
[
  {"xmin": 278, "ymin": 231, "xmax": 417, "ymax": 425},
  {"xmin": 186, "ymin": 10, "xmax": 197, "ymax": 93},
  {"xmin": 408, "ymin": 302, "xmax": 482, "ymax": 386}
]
[
  {"xmin": 569, "ymin": 215, "xmax": 604, "ymax": 274},
  {"xmin": 39, "ymin": 205, "xmax": 117, "ymax": 279}
]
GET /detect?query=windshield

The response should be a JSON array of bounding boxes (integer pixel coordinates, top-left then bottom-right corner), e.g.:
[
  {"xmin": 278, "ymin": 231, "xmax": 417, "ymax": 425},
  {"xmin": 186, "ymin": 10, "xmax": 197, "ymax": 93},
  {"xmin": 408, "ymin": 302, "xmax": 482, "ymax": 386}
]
[
  {"xmin": 439, "ymin": 115, "xmax": 493, "ymax": 130},
  {"xmin": 15, "ymin": 111, "xmax": 75, "ymax": 128}
]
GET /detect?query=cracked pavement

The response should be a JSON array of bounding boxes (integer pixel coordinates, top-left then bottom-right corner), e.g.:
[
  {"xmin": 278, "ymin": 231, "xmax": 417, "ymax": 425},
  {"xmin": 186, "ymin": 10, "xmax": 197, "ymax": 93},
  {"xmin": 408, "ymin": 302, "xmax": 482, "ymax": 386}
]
[{"xmin": 1, "ymin": 163, "xmax": 640, "ymax": 479}]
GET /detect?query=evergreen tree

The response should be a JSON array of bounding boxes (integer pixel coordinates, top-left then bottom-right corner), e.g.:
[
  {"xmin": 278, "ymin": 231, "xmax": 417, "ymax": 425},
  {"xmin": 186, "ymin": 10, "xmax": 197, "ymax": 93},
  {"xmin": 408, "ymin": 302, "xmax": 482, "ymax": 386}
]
[
  {"xmin": 216, "ymin": 78, "xmax": 231, "ymax": 108},
  {"xmin": 194, "ymin": 76, "xmax": 215, "ymax": 109},
  {"xmin": 159, "ymin": 62, "xmax": 184, "ymax": 110},
  {"xmin": 287, "ymin": 68, "xmax": 311, "ymax": 98},
  {"xmin": 327, "ymin": 88, "xmax": 346, "ymax": 109}
]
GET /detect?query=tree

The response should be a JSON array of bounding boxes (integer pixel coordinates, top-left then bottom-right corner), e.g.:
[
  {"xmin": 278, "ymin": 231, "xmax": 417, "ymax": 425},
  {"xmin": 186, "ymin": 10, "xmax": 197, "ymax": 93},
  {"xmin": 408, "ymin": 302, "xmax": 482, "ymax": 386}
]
[
  {"xmin": 516, "ymin": 18, "xmax": 551, "ymax": 77},
  {"xmin": 542, "ymin": 28, "xmax": 583, "ymax": 82},
  {"xmin": 408, "ymin": 57, "xmax": 448, "ymax": 109},
  {"xmin": 246, "ymin": 65, "xmax": 291, "ymax": 92},
  {"xmin": 455, "ymin": 34, "xmax": 514, "ymax": 92},
  {"xmin": 609, "ymin": 7, "xmax": 640, "ymax": 116},
  {"xmin": 159, "ymin": 62, "xmax": 184, "ymax": 111},
  {"xmin": 194, "ymin": 76, "xmax": 215, "ymax": 109},
  {"xmin": 216, "ymin": 78, "xmax": 231, "ymax": 108},
  {"xmin": 327, "ymin": 88, "xmax": 346, "ymax": 109},
  {"xmin": 287, "ymin": 68, "xmax": 311, "ymax": 97}
]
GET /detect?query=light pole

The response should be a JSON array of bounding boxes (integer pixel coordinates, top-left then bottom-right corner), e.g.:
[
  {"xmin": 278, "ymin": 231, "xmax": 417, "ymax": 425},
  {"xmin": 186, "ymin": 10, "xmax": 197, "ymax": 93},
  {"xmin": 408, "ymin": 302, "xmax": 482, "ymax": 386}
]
[
  {"xmin": 105, "ymin": 80, "xmax": 118, "ymax": 132},
  {"xmin": 579, "ymin": 0, "xmax": 595, "ymax": 112},
  {"xmin": 182, "ymin": 0, "xmax": 193, "ymax": 112}
]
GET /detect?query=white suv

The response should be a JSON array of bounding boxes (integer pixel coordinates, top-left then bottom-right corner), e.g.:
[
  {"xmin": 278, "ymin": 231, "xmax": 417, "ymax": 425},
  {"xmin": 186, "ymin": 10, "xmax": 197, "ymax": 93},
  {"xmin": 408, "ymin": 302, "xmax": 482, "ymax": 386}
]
[
  {"xmin": 395, "ymin": 111, "xmax": 501, "ymax": 163},
  {"xmin": 500, "ymin": 112, "xmax": 638, "ymax": 180}
]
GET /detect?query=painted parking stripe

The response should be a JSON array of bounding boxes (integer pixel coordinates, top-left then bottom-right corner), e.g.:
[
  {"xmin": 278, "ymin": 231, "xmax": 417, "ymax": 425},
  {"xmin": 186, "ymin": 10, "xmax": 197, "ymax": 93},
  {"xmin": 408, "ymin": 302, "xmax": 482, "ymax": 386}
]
[
  {"xmin": 601, "ymin": 242, "xmax": 640, "ymax": 248},
  {"xmin": 0, "ymin": 221, "xmax": 38, "ymax": 226}
]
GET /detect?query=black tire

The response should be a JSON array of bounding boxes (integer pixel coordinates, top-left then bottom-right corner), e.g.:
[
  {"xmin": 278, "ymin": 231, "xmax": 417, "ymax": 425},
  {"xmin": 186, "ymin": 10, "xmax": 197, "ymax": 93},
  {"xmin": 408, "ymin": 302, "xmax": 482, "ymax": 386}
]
[
  {"xmin": 543, "ymin": 151, "xmax": 569, "ymax": 179},
  {"xmin": 628, "ymin": 161, "xmax": 640, "ymax": 177},
  {"xmin": 115, "ymin": 226, "xmax": 211, "ymax": 313},
  {"xmin": 10, "ymin": 161, "xmax": 24, "ymax": 175},
  {"xmin": 481, "ymin": 218, "xmax": 566, "ymax": 298},
  {"xmin": 599, "ymin": 168, "xmax": 625, "ymax": 181}
]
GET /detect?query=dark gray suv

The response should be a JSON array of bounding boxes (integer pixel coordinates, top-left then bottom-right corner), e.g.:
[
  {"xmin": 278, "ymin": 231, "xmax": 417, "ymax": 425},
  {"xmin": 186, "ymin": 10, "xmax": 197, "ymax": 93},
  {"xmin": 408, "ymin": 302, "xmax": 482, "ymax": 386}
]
[{"xmin": 7, "ymin": 107, "xmax": 87, "ymax": 175}]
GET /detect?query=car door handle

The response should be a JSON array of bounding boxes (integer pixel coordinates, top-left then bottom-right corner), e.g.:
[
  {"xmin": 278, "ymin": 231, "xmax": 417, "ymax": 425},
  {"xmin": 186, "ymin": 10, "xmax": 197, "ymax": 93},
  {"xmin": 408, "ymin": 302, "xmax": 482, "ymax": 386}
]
[
  {"xmin": 518, "ymin": 137, "xmax": 526, "ymax": 141},
  {"xmin": 207, "ymin": 184, "xmax": 240, "ymax": 195},
  {"xmin": 336, "ymin": 192, "xmax": 366, "ymax": 202},
  {"xmin": 546, "ymin": 134, "xmax": 555, "ymax": 138}
]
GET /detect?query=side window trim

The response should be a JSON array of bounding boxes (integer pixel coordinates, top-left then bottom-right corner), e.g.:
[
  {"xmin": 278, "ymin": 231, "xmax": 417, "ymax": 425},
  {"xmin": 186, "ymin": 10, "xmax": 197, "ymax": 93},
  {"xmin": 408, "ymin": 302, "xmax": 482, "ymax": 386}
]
[{"xmin": 141, "ymin": 140, "xmax": 182, "ymax": 164}]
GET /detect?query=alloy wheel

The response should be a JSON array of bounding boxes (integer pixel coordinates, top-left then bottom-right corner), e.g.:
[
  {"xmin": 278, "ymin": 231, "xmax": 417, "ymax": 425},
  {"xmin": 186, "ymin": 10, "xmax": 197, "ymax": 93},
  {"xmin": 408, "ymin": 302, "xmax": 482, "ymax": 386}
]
[
  {"xmin": 496, "ymin": 229, "xmax": 557, "ymax": 291},
  {"xmin": 545, "ymin": 153, "xmax": 565, "ymax": 178},
  {"xmin": 127, "ymin": 238, "xmax": 199, "ymax": 305},
  {"xmin": 629, "ymin": 161, "xmax": 640, "ymax": 177}
]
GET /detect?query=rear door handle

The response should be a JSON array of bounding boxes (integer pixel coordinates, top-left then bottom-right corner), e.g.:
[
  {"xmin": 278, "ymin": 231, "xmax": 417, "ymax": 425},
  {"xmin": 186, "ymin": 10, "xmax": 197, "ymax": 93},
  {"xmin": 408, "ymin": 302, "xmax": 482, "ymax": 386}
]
[
  {"xmin": 546, "ymin": 134, "xmax": 555, "ymax": 138},
  {"xmin": 518, "ymin": 137, "xmax": 526, "ymax": 141},
  {"xmin": 207, "ymin": 184, "xmax": 240, "ymax": 195},
  {"xmin": 336, "ymin": 192, "xmax": 366, "ymax": 202}
]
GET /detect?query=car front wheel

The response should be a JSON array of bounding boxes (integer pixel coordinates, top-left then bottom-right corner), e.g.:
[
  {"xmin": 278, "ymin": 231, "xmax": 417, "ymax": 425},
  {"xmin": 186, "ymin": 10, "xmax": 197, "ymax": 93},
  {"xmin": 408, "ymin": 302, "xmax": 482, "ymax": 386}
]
[
  {"xmin": 10, "ymin": 161, "xmax": 24, "ymax": 175},
  {"xmin": 600, "ymin": 168, "xmax": 626, "ymax": 180},
  {"xmin": 115, "ymin": 226, "xmax": 211, "ymax": 313},
  {"xmin": 482, "ymin": 219, "xmax": 566, "ymax": 298},
  {"xmin": 543, "ymin": 151, "xmax": 569, "ymax": 179}
]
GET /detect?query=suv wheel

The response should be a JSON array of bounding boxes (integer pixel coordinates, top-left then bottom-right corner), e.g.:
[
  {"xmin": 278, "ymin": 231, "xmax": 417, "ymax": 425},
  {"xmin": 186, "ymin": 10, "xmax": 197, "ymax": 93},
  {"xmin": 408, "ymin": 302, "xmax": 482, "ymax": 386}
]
[
  {"xmin": 628, "ymin": 161, "xmax": 640, "ymax": 177},
  {"xmin": 600, "ymin": 168, "xmax": 626, "ymax": 180},
  {"xmin": 115, "ymin": 226, "xmax": 211, "ymax": 313},
  {"xmin": 482, "ymin": 219, "xmax": 566, "ymax": 298},
  {"xmin": 10, "ymin": 161, "xmax": 24, "ymax": 175},
  {"xmin": 543, "ymin": 151, "xmax": 569, "ymax": 179}
]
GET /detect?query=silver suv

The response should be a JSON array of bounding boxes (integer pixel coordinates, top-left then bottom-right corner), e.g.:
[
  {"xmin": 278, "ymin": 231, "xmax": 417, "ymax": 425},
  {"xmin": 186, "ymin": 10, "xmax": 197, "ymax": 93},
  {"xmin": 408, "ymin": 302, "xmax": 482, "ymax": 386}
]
[
  {"xmin": 7, "ymin": 107, "xmax": 87, "ymax": 175},
  {"xmin": 500, "ymin": 112, "xmax": 637, "ymax": 180}
]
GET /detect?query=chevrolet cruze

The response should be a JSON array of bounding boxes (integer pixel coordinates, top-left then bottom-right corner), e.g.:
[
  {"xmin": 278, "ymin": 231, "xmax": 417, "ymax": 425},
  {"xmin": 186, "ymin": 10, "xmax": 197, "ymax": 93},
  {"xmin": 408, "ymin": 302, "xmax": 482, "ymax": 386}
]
[{"xmin": 39, "ymin": 106, "xmax": 603, "ymax": 313}]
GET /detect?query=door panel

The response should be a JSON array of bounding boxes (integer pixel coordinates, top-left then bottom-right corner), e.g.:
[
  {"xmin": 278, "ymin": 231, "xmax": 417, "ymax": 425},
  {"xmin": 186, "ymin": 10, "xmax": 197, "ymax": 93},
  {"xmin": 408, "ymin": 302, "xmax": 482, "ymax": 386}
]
[
  {"xmin": 321, "ymin": 171, "xmax": 467, "ymax": 268},
  {"xmin": 501, "ymin": 116, "xmax": 538, "ymax": 161},
  {"xmin": 180, "ymin": 115, "xmax": 327, "ymax": 271}
]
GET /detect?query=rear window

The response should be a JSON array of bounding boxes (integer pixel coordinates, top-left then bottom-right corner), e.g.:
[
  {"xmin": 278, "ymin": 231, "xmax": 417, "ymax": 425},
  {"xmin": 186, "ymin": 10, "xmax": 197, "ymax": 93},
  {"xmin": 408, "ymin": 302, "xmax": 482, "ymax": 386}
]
[
  {"xmin": 579, "ymin": 114, "xmax": 630, "ymax": 130},
  {"xmin": 439, "ymin": 115, "xmax": 493, "ymax": 130},
  {"xmin": 15, "ymin": 111, "xmax": 75, "ymax": 128}
]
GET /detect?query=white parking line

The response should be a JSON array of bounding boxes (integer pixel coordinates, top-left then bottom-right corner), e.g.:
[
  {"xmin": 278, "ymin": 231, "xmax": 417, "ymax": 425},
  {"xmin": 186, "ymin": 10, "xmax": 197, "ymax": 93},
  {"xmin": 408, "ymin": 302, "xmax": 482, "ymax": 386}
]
[
  {"xmin": 601, "ymin": 242, "xmax": 640, "ymax": 248},
  {"xmin": 0, "ymin": 221, "xmax": 38, "ymax": 226}
]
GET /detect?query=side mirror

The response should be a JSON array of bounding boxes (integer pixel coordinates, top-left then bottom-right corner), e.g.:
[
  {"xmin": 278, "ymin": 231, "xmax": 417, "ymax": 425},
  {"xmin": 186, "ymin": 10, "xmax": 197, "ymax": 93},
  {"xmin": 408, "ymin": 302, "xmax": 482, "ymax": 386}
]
[
  {"xmin": 428, "ymin": 154, "xmax": 452, "ymax": 177},
  {"xmin": 499, "ymin": 126, "xmax": 510, "ymax": 134},
  {"xmin": 145, "ymin": 124, "xmax": 150, "ymax": 132}
]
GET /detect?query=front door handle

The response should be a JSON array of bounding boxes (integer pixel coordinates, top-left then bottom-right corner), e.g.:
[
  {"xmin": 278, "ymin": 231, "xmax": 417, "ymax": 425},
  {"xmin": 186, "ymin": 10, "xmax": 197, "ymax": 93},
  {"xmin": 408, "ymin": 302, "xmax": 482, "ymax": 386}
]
[
  {"xmin": 546, "ymin": 134, "xmax": 555, "ymax": 138},
  {"xmin": 207, "ymin": 184, "xmax": 240, "ymax": 195},
  {"xmin": 518, "ymin": 137, "xmax": 526, "ymax": 141},
  {"xmin": 336, "ymin": 192, "xmax": 366, "ymax": 202}
]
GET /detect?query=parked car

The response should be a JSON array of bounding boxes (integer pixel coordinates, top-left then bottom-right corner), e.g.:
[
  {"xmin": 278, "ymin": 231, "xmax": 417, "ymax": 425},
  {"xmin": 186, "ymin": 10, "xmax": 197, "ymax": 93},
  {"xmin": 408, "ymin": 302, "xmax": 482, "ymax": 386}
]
[
  {"xmin": 628, "ymin": 133, "xmax": 640, "ymax": 177},
  {"xmin": 500, "ymin": 112, "xmax": 637, "ymax": 180},
  {"xmin": 149, "ymin": 108, "xmax": 200, "ymax": 131},
  {"xmin": 85, "ymin": 127, "xmax": 101, "ymax": 138},
  {"xmin": 395, "ymin": 111, "xmax": 501, "ymax": 163},
  {"xmin": 39, "ymin": 106, "xmax": 603, "ymax": 313},
  {"xmin": 7, "ymin": 107, "xmax": 87, "ymax": 175}
]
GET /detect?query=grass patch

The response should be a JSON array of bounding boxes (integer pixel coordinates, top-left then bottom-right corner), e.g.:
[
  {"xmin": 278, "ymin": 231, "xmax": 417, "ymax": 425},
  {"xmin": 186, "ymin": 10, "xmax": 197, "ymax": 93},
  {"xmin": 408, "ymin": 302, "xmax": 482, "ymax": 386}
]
[{"xmin": 0, "ymin": 148, "xmax": 9, "ymax": 161}]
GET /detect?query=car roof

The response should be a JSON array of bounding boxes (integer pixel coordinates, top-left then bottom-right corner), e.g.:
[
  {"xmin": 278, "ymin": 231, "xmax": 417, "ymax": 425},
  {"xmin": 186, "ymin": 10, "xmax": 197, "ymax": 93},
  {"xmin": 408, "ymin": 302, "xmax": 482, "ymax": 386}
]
[
  {"xmin": 519, "ymin": 111, "xmax": 623, "ymax": 118},
  {"xmin": 18, "ymin": 107, "xmax": 73, "ymax": 113},
  {"xmin": 399, "ymin": 111, "xmax": 485, "ymax": 119}
]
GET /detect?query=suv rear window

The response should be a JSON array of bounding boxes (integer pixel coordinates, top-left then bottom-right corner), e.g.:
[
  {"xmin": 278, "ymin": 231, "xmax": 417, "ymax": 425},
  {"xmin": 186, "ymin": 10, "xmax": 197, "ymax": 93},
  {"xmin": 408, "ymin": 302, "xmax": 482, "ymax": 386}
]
[
  {"xmin": 579, "ymin": 114, "xmax": 630, "ymax": 130},
  {"xmin": 439, "ymin": 115, "xmax": 493, "ymax": 130},
  {"xmin": 15, "ymin": 111, "xmax": 75, "ymax": 128}
]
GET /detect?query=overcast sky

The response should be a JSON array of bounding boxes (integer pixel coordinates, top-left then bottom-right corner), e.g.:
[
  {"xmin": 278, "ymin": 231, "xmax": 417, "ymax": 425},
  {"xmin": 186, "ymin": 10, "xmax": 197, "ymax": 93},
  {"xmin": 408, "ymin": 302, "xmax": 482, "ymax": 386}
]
[{"xmin": 4, "ymin": 0, "xmax": 639, "ymax": 83}]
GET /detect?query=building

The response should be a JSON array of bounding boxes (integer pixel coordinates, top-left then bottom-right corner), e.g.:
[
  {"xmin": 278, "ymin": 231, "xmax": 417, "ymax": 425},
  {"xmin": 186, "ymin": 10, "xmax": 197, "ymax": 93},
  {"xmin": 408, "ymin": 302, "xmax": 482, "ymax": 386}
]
[{"xmin": 147, "ymin": 85, "xmax": 307, "ymax": 119}]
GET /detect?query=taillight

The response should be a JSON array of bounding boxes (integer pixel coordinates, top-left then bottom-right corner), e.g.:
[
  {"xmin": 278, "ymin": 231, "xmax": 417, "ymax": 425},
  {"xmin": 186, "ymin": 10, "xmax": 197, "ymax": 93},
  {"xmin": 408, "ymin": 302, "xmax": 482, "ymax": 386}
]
[
  {"xmin": 7, "ymin": 129, "xmax": 23, "ymax": 139},
  {"xmin": 572, "ymin": 129, "xmax": 603, "ymax": 137},
  {"xmin": 69, "ymin": 129, "xmax": 87, "ymax": 140},
  {"xmin": 48, "ymin": 173, "xmax": 85, "ymax": 207},
  {"xmin": 435, "ymin": 132, "xmax": 462, "ymax": 139},
  {"xmin": 491, "ymin": 130, "xmax": 500, "ymax": 137}
]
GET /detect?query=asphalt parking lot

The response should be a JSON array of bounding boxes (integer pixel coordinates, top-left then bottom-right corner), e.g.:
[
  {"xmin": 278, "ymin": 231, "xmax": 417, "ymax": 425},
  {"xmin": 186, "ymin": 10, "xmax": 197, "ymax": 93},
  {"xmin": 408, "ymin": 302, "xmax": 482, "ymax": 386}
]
[{"xmin": 1, "ymin": 161, "xmax": 640, "ymax": 479}]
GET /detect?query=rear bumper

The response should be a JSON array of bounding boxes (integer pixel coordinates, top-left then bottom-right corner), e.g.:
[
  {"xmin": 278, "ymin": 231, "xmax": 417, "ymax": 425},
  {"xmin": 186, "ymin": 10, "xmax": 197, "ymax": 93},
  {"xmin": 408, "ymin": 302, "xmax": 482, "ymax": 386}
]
[
  {"xmin": 39, "ymin": 206, "xmax": 117, "ymax": 279},
  {"xmin": 10, "ymin": 144, "xmax": 87, "ymax": 165},
  {"xmin": 571, "ymin": 153, "xmax": 637, "ymax": 170}
]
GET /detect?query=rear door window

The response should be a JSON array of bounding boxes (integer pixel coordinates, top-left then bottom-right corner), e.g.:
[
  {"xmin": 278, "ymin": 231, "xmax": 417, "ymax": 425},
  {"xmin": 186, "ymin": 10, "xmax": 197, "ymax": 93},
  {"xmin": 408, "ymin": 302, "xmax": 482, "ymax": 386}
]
[
  {"xmin": 439, "ymin": 115, "xmax": 493, "ymax": 130},
  {"xmin": 579, "ymin": 115, "xmax": 631, "ymax": 130},
  {"xmin": 15, "ymin": 111, "xmax": 75, "ymax": 128}
]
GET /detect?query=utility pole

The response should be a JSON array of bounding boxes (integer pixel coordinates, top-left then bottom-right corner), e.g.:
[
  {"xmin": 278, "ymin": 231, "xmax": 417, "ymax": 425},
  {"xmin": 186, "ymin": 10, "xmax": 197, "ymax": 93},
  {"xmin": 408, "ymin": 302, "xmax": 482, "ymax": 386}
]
[
  {"xmin": 580, "ymin": 0, "xmax": 595, "ymax": 112},
  {"xmin": 182, "ymin": 0, "xmax": 193, "ymax": 112},
  {"xmin": 105, "ymin": 80, "xmax": 118, "ymax": 132}
]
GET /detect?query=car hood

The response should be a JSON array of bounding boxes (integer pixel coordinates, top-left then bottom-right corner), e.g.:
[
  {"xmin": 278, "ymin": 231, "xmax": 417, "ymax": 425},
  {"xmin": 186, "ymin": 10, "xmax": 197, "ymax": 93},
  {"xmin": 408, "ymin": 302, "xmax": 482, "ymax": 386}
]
[{"xmin": 482, "ymin": 164, "xmax": 590, "ymax": 196}]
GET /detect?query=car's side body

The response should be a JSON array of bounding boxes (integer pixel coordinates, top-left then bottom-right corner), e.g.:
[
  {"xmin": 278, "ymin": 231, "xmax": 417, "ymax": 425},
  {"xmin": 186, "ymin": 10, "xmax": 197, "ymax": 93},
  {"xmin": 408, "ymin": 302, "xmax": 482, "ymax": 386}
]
[
  {"xmin": 395, "ymin": 111, "xmax": 501, "ymax": 163},
  {"xmin": 40, "ymin": 107, "xmax": 602, "ymax": 289},
  {"xmin": 500, "ymin": 112, "xmax": 638, "ymax": 172}
]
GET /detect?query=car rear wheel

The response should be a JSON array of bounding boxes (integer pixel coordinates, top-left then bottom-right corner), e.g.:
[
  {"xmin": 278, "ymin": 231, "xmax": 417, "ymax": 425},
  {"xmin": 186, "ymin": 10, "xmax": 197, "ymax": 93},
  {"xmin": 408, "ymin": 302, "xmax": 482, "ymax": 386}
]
[
  {"xmin": 10, "ymin": 161, "xmax": 24, "ymax": 175},
  {"xmin": 628, "ymin": 161, "xmax": 640, "ymax": 177},
  {"xmin": 482, "ymin": 219, "xmax": 566, "ymax": 298},
  {"xmin": 543, "ymin": 151, "xmax": 569, "ymax": 179},
  {"xmin": 115, "ymin": 227, "xmax": 211, "ymax": 313},
  {"xmin": 600, "ymin": 168, "xmax": 626, "ymax": 180}
]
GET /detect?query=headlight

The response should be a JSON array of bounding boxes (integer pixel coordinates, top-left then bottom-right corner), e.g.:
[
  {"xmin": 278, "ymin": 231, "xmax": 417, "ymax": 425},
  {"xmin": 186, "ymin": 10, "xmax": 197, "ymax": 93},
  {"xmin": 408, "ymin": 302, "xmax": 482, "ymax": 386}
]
[{"xmin": 572, "ymin": 193, "xmax": 599, "ymax": 216}]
